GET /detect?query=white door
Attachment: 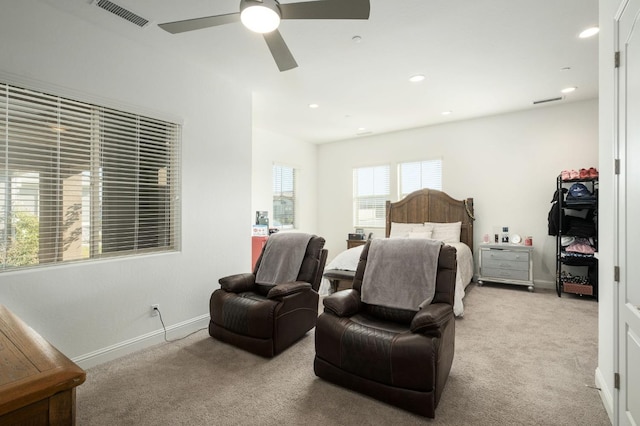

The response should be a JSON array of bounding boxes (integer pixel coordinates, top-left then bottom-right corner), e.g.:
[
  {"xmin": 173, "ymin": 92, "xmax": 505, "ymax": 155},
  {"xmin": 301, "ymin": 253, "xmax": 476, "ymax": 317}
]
[{"xmin": 617, "ymin": 0, "xmax": 640, "ymax": 424}]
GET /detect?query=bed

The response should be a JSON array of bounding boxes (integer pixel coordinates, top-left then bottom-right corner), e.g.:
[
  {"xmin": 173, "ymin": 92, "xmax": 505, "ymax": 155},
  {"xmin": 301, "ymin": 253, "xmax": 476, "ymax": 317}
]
[{"xmin": 320, "ymin": 188, "xmax": 475, "ymax": 317}]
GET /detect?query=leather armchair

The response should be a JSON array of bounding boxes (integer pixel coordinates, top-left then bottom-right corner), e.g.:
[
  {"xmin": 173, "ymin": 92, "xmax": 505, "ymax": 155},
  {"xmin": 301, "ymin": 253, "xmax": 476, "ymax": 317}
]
[
  {"xmin": 314, "ymin": 242, "xmax": 457, "ymax": 418},
  {"xmin": 210, "ymin": 235, "xmax": 327, "ymax": 357}
]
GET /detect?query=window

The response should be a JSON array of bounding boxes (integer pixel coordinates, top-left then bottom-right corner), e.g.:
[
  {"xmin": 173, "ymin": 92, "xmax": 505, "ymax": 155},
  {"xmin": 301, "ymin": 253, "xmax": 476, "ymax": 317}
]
[
  {"xmin": 0, "ymin": 83, "xmax": 181, "ymax": 272},
  {"xmin": 272, "ymin": 164, "xmax": 295, "ymax": 229},
  {"xmin": 399, "ymin": 159, "xmax": 442, "ymax": 198},
  {"xmin": 353, "ymin": 165, "xmax": 390, "ymax": 228}
]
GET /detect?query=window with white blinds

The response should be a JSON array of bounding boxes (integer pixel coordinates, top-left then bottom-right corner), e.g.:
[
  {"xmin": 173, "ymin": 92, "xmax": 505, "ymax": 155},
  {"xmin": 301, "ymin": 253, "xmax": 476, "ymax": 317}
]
[
  {"xmin": 353, "ymin": 165, "xmax": 390, "ymax": 228},
  {"xmin": 399, "ymin": 159, "xmax": 442, "ymax": 198},
  {"xmin": 0, "ymin": 83, "xmax": 181, "ymax": 272},
  {"xmin": 272, "ymin": 164, "xmax": 295, "ymax": 229}
]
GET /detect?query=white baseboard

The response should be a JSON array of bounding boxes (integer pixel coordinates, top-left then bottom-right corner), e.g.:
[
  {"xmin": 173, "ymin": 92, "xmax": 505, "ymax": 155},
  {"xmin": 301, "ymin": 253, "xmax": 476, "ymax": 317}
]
[
  {"xmin": 72, "ymin": 314, "xmax": 210, "ymax": 370},
  {"xmin": 595, "ymin": 367, "xmax": 614, "ymax": 424}
]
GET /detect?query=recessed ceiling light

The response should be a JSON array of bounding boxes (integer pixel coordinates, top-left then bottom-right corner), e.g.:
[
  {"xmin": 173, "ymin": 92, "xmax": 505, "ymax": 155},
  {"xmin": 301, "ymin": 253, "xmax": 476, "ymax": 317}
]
[
  {"xmin": 308, "ymin": 103, "xmax": 319, "ymax": 109},
  {"xmin": 409, "ymin": 74, "xmax": 425, "ymax": 83},
  {"xmin": 357, "ymin": 127, "xmax": 366, "ymax": 132},
  {"xmin": 561, "ymin": 87, "xmax": 577, "ymax": 94},
  {"xmin": 579, "ymin": 27, "xmax": 599, "ymax": 38},
  {"xmin": 352, "ymin": 35, "xmax": 362, "ymax": 43},
  {"xmin": 441, "ymin": 111, "xmax": 452, "ymax": 116}
]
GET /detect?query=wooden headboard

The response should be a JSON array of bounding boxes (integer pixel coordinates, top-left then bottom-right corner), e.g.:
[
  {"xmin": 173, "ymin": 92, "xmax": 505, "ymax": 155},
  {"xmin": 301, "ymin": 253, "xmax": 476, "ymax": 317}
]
[{"xmin": 385, "ymin": 189, "xmax": 475, "ymax": 249}]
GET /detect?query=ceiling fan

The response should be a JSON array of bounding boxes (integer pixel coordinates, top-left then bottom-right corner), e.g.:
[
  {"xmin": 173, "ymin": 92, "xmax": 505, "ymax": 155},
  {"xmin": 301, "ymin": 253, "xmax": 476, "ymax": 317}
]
[{"xmin": 158, "ymin": 0, "xmax": 370, "ymax": 72}]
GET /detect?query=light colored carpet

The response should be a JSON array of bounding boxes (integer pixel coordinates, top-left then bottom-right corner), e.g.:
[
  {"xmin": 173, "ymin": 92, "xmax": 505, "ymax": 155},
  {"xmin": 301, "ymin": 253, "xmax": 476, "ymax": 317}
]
[{"xmin": 77, "ymin": 284, "xmax": 610, "ymax": 425}]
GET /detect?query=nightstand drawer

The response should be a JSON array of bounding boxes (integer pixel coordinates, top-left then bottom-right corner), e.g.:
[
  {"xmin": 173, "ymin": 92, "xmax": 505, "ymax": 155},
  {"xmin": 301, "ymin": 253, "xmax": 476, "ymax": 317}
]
[
  {"xmin": 481, "ymin": 249, "xmax": 530, "ymax": 263},
  {"xmin": 482, "ymin": 257, "xmax": 529, "ymax": 271},
  {"xmin": 481, "ymin": 267, "xmax": 530, "ymax": 282}
]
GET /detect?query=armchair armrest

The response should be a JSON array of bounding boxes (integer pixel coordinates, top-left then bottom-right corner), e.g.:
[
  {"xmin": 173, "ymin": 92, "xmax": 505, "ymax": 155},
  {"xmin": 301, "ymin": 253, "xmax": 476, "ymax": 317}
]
[
  {"xmin": 219, "ymin": 273, "xmax": 256, "ymax": 293},
  {"xmin": 322, "ymin": 289, "xmax": 362, "ymax": 317},
  {"xmin": 267, "ymin": 281, "xmax": 312, "ymax": 299},
  {"xmin": 410, "ymin": 303, "xmax": 453, "ymax": 336}
]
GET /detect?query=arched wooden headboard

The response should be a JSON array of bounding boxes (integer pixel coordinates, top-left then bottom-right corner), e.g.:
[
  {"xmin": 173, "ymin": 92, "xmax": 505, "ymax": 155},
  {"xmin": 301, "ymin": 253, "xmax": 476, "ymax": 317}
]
[{"xmin": 385, "ymin": 189, "xmax": 475, "ymax": 249}]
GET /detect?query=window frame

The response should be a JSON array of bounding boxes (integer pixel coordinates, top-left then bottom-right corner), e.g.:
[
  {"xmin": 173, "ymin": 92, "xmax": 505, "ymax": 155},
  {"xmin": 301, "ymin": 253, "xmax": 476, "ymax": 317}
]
[
  {"xmin": 398, "ymin": 158, "xmax": 443, "ymax": 199},
  {"xmin": 0, "ymin": 82, "xmax": 181, "ymax": 272},
  {"xmin": 272, "ymin": 163, "xmax": 296, "ymax": 230},
  {"xmin": 352, "ymin": 164, "xmax": 391, "ymax": 228}
]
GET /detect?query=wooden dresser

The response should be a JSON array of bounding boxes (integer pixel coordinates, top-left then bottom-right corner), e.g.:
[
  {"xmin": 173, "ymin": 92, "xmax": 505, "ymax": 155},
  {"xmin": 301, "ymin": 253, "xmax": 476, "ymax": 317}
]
[{"xmin": 0, "ymin": 305, "xmax": 86, "ymax": 425}]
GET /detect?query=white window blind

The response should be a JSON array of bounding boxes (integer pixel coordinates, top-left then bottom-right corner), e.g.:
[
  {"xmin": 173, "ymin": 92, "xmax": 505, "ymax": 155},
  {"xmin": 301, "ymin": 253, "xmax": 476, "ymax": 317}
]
[
  {"xmin": 272, "ymin": 164, "xmax": 295, "ymax": 228},
  {"xmin": 353, "ymin": 165, "xmax": 390, "ymax": 228},
  {"xmin": 399, "ymin": 159, "xmax": 442, "ymax": 198},
  {"xmin": 0, "ymin": 83, "xmax": 181, "ymax": 272}
]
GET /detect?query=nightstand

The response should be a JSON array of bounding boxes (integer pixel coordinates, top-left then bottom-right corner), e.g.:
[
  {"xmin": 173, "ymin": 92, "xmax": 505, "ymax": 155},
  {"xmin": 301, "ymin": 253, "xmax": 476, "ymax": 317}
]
[
  {"xmin": 347, "ymin": 239, "xmax": 367, "ymax": 249},
  {"xmin": 478, "ymin": 244, "xmax": 534, "ymax": 292}
]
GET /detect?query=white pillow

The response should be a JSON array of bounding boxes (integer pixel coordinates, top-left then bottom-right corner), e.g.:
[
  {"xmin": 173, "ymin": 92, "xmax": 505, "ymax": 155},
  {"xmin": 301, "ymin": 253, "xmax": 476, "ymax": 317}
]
[
  {"xmin": 407, "ymin": 230, "xmax": 434, "ymax": 239},
  {"xmin": 389, "ymin": 222, "xmax": 425, "ymax": 238},
  {"xmin": 425, "ymin": 221, "xmax": 461, "ymax": 243}
]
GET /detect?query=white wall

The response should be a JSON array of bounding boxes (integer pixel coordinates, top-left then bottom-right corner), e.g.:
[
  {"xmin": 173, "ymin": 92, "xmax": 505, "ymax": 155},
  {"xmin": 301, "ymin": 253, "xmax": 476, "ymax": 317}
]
[
  {"xmin": 252, "ymin": 127, "xmax": 319, "ymax": 234},
  {"xmin": 0, "ymin": 1, "xmax": 252, "ymax": 368},
  {"xmin": 317, "ymin": 100, "xmax": 599, "ymax": 288}
]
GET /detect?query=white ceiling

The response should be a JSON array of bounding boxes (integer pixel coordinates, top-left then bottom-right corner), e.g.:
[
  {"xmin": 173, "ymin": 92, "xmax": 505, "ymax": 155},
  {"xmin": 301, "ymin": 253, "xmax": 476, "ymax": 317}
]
[{"xmin": 45, "ymin": 0, "xmax": 599, "ymax": 144}]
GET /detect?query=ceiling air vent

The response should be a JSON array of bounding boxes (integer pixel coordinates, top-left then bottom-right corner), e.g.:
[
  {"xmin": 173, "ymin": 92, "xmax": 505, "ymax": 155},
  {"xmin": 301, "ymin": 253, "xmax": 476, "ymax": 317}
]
[
  {"xmin": 532, "ymin": 97, "xmax": 563, "ymax": 105},
  {"xmin": 94, "ymin": 0, "xmax": 149, "ymax": 27}
]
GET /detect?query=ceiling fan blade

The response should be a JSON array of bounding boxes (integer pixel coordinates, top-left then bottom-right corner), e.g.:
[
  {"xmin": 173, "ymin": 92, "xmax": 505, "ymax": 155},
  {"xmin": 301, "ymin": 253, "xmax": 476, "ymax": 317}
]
[
  {"xmin": 279, "ymin": 0, "xmax": 370, "ymax": 20},
  {"xmin": 158, "ymin": 13, "xmax": 240, "ymax": 34},
  {"xmin": 263, "ymin": 30, "xmax": 298, "ymax": 72}
]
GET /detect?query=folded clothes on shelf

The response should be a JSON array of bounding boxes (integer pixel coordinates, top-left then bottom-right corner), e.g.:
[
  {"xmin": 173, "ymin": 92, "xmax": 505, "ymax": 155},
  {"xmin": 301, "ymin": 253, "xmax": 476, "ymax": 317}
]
[
  {"xmin": 561, "ymin": 251, "xmax": 595, "ymax": 259},
  {"xmin": 565, "ymin": 237, "xmax": 596, "ymax": 254},
  {"xmin": 565, "ymin": 216, "xmax": 596, "ymax": 237}
]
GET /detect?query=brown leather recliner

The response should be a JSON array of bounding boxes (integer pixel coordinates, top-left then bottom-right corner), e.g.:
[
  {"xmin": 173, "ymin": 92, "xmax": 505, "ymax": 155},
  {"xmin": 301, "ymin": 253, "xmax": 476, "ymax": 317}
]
[
  {"xmin": 210, "ymin": 234, "xmax": 327, "ymax": 358},
  {"xmin": 314, "ymin": 242, "xmax": 457, "ymax": 418}
]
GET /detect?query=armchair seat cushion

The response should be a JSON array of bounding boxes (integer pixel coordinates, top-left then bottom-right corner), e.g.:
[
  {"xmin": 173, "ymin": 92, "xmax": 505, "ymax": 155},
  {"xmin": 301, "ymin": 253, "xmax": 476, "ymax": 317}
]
[
  {"xmin": 211, "ymin": 291, "xmax": 276, "ymax": 339},
  {"xmin": 315, "ymin": 312, "xmax": 446, "ymax": 391}
]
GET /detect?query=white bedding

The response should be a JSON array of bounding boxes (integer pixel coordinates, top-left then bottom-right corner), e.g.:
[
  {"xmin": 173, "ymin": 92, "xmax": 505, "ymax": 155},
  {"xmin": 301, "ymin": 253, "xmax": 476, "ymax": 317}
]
[{"xmin": 319, "ymin": 242, "xmax": 474, "ymax": 317}]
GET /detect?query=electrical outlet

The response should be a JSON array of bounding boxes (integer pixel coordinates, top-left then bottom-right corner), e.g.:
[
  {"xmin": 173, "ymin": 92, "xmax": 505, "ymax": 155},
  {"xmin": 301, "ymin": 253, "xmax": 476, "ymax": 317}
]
[{"xmin": 150, "ymin": 304, "xmax": 159, "ymax": 317}]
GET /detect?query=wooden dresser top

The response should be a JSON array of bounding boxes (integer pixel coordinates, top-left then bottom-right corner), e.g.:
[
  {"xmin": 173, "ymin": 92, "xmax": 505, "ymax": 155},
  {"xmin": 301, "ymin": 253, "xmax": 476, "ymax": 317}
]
[{"xmin": 0, "ymin": 305, "xmax": 86, "ymax": 416}]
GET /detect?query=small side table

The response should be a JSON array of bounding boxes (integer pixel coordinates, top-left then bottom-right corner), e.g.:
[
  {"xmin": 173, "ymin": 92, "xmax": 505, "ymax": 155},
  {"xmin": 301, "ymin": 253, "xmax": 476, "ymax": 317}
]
[
  {"xmin": 477, "ymin": 243, "xmax": 534, "ymax": 292},
  {"xmin": 346, "ymin": 239, "xmax": 367, "ymax": 250}
]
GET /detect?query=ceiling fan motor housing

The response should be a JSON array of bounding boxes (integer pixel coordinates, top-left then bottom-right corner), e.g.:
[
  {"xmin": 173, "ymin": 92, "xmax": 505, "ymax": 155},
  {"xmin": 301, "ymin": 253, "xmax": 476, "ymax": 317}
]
[{"xmin": 240, "ymin": 0, "xmax": 281, "ymax": 17}]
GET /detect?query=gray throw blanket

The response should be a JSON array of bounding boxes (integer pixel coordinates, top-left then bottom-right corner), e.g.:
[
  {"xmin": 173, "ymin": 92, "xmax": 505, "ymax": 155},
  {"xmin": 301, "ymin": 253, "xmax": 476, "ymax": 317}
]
[
  {"xmin": 361, "ymin": 238, "xmax": 442, "ymax": 311},
  {"xmin": 255, "ymin": 232, "xmax": 313, "ymax": 285}
]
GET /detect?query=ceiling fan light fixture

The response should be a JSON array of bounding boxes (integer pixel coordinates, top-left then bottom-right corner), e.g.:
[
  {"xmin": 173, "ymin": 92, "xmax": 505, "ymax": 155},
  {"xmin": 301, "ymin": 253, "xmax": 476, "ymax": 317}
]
[{"xmin": 240, "ymin": 2, "xmax": 281, "ymax": 33}]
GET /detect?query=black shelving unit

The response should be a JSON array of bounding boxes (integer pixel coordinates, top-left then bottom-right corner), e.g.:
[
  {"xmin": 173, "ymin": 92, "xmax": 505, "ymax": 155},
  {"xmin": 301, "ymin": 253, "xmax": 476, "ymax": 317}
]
[{"xmin": 555, "ymin": 174, "xmax": 598, "ymax": 299}]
